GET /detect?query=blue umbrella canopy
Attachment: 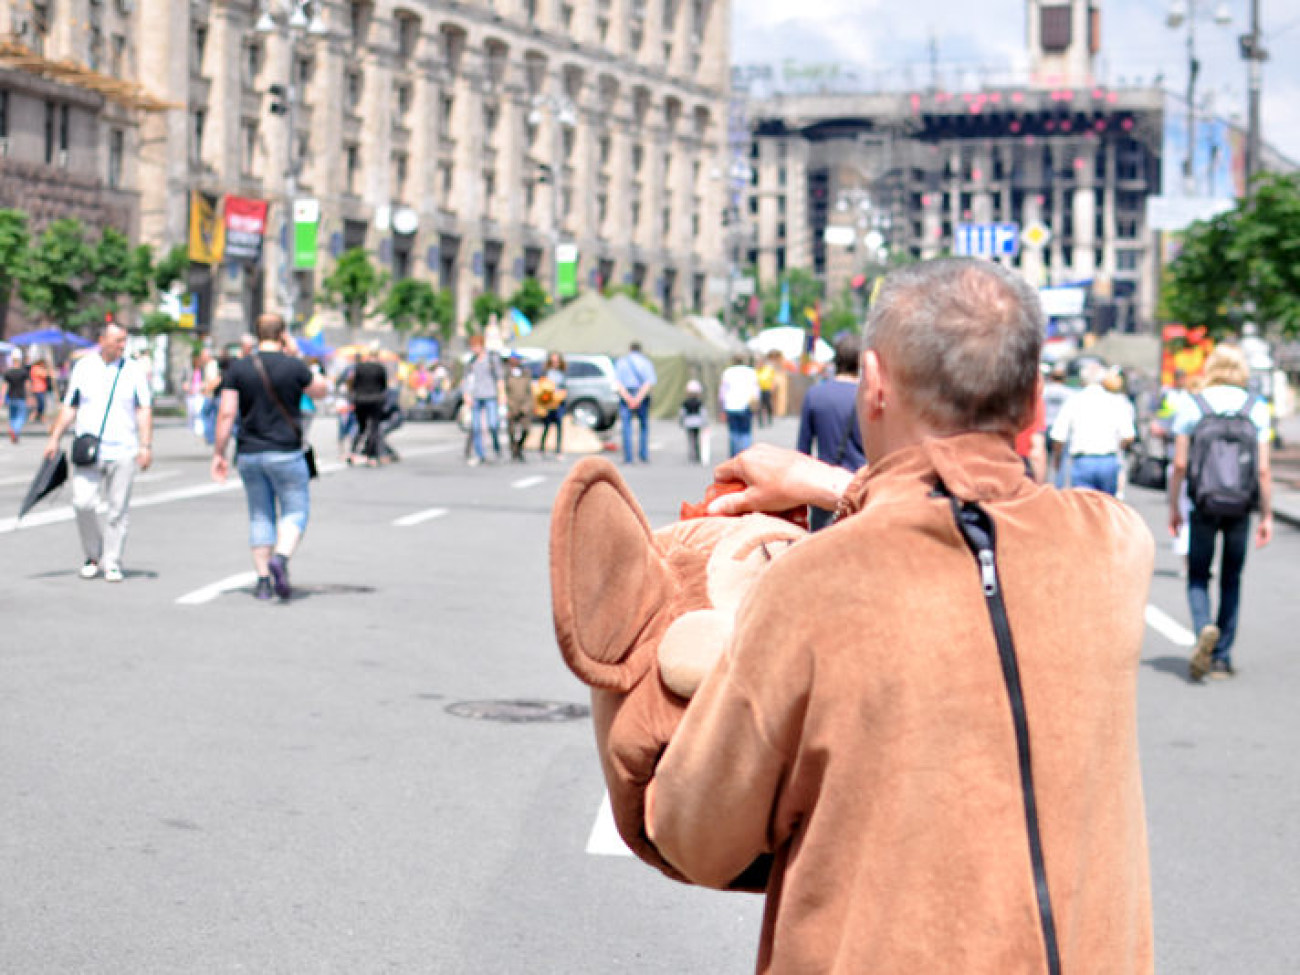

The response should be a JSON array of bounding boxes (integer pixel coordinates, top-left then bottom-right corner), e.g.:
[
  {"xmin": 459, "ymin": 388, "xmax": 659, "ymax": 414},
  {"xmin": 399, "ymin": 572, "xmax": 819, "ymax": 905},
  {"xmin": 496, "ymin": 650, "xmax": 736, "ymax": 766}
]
[{"xmin": 9, "ymin": 328, "xmax": 93, "ymax": 348}]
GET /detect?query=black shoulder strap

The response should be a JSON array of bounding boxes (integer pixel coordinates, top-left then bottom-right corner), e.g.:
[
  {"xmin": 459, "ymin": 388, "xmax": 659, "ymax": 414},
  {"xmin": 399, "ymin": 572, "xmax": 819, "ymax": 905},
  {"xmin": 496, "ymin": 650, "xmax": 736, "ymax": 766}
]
[
  {"xmin": 94, "ymin": 360, "xmax": 125, "ymax": 442},
  {"xmin": 1191, "ymin": 392, "xmax": 1211, "ymax": 419},
  {"xmin": 251, "ymin": 354, "xmax": 304, "ymax": 447}
]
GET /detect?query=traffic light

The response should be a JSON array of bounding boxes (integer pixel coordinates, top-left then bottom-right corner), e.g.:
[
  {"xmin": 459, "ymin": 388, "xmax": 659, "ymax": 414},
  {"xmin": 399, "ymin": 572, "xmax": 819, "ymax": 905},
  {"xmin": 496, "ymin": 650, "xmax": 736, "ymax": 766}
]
[{"xmin": 268, "ymin": 84, "xmax": 288, "ymax": 116}]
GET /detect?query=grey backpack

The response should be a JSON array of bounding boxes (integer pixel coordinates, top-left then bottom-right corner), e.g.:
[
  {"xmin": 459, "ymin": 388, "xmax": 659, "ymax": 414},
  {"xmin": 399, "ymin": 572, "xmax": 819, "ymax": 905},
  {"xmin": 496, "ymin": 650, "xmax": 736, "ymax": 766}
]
[{"xmin": 1187, "ymin": 392, "xmax": 1260, "ymax": 518}]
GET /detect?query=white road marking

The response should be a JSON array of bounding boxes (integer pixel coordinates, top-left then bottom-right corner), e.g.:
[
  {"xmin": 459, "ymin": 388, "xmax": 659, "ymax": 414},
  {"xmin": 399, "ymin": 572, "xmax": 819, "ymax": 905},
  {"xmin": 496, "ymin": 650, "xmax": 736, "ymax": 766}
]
[
  {"xmin": 393, "ymin": 506, "xmax": 449, "ymax": 527},
  {"xmin": 175, "ymin": 572, "xmax": 259, "ymax": 606},
  {"xmin": 512, "ymin": 475, "xmax": 546, "ymax": 490},
  {"xmin": 1145, "ymin": 604, "xmax": 1196, "ymax": 647},
  {"xmin": 586, "ymin": 791, "xmax": 633, "ymax": 857},
  {"xmin": 134, "ymin": 469, "xmax": 182, "ymax": 485}
]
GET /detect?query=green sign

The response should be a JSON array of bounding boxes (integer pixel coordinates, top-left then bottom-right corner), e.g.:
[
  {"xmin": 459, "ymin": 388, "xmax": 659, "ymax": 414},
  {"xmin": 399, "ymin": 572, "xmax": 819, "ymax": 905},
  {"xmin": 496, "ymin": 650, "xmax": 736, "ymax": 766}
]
[
  {"xmin": 556, "ymin": 243, "xmax": 578, "ymax": 298},
  {"xmin": 292, "ymin": 198, "xmax": 319, "ymax": 270}
]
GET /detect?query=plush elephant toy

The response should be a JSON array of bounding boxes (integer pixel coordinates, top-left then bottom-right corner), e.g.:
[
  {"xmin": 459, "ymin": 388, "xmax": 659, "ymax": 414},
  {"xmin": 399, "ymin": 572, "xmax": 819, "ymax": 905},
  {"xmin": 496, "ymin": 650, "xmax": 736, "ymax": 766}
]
[{"xmin": 549, "ymin": 457, "xmax": 807, "ymax": 881}]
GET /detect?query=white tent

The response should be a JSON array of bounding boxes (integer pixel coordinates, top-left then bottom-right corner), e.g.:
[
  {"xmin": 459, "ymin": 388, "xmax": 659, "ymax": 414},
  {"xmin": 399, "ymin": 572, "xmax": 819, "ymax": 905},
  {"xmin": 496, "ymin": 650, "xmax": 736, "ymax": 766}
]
[{"xmin": 747, "ymin": 326, "xmax": 833, "ymax": 364}]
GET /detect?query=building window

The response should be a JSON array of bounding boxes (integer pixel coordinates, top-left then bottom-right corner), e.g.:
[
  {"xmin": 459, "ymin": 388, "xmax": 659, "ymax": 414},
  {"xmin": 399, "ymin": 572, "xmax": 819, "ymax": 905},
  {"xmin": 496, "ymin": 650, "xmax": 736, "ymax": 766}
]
[
  {"xmin": 396, "ymin": 83, "xmax": 412, "ymax": 118},
  {"xmin": 1116, "ymin": 249, "xmax": 1139, "ymax": 272},
  {"xmin": 0, "ymin": 92, "xmax": 9, "ymax": 149},
  {"xmin": 192, "ymin": 24, "xmax": 208, "ymax": 77},
  {"xmin": 394, "ymin": 152, "xmax": 409, "ymax": 199},
  {"xmin": 88, "ymin": 28, "xmax": 104, "ymax": 72},
  {"xmin": 240, "ymin": 119, "xmax": 257, "ymax": 176},
  {"xmin": 350, "ymin": 1, "xmax": 371, "ymax": 45},
  {"xmin": 44, "ymin": 102, "xmax": 56, "ymax": 164},
  {"xmin": 561, "ymin": 3, "xmax": 574, "ymax": 28},
  {"xmin": 597, "ymin": 193, "xmax": 608, "ymax": 225},
  {"xmin": 396, "ymin": 12, "xmax": 420, "ymax": 60},
  {"xmin": 483, "ymin": 172, "xmax": 495, "ymax": 210},
  {"xmin": 30, "ymin": 0, "xmax": 50, "ymax": 55},
  {"xmin": 111, "ymin": 34, "xmax": 127, "ymax": 76},
  {"xmin": 346, "ymin": 71, "xmax": 363, "ymax": 111},
  {"xmin": 108, "ymin": 128, "xmax": 124, "ymax": 188},
  {"xmin": 599, "ymin": 135, "xmax": 611, "ymax": 168},
  {"xmin": 632, "ymin": 144, "xmax": 644, "ymax": 173},
  {"xmin": 191, "ymin": 109, "xmax": 205, "ymax": 165},
  {"xmin": 1040, "ymin": 4, "xmax": 1072, "ymax": 53},
  {"xmin": 439, "ymin": 162, "xmax": 453, "ymax": 204},
  {"xmin": 662, "ymin": 207, "xmax": 671, "ymax": 234},
  {"xmin": 58, "ymin": 103, "xmax": 70, "ymax": 159},
  {"xmin": 296, "ymin": 56, "xmax": 314, "ymax": 87},
  {"xmin": 243, "ymin": 42, "xmax": 263, "ymax": 85},
  {"xmin": 440, "ymin": 94, "xmax": 455, "ymax": 129},
  {"xmin": 631, "ymin": 200, "xmax": 641, "ymax": 228},
  {"xmin": 345, "ymin": 145, "xmax": 360, "ymax": 193},
  {"xmin": 561, "ymin": 127, "xmax": 575, "ymax": 161},
  {"xmin": 483, "ymin": 102, "xmax": 498, "ymax": 139}
]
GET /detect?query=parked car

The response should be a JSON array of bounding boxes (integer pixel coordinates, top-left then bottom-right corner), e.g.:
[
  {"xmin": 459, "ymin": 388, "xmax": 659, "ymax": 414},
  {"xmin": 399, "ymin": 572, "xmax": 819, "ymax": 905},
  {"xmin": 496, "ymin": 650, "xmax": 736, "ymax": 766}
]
[{"xmin": 562, "ymin": 354, "xmax": 621, "ymax": 431}]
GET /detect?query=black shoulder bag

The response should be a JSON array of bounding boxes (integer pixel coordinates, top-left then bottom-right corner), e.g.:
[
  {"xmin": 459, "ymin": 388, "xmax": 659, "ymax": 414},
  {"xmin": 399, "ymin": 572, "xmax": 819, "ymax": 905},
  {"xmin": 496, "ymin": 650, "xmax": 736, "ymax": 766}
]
[
  {"xmin": 72, "ymin": 360, "xmax": 125, "ymax": 467},
  {"xmin": 251, "ymin": 354, "xmax": 318, "ymax": 479}
]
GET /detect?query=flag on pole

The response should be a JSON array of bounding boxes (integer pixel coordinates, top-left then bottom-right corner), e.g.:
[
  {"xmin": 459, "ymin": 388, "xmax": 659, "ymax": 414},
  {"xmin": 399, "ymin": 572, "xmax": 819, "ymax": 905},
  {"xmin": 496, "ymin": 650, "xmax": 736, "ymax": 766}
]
[
  {"xmin": 510, "ymin": 307, "xmax": 533, "ymax": 337},
  {"xmin": 302, "ymin": 312, "xmax": 322, "ymax": 339},
  {"xmin": 776, "ymin": 281, "xmax": 790, "ymax": 325}
]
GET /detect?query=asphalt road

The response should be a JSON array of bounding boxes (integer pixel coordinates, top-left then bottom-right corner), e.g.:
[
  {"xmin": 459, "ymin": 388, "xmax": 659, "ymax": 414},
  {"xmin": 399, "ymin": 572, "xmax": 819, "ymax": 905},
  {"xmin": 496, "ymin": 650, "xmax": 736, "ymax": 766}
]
[{"xmin": 1, "ymin": 414, "xmax": 1297, "ymax": 973}]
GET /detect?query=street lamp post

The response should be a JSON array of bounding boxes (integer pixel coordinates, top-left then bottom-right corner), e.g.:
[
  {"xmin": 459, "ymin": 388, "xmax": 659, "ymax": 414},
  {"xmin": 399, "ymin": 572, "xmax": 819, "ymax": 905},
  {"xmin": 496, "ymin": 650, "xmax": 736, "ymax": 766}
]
[
  {"xmin": 1166, "ymin": 1, "xmax": 1232, "ymax": 196},
  {"xmin": 530, "ymin": 92, "xmax": 576, "ymax": 305},
  {"xmin": 1240, "ymin": 0, "xmax": 1268, "ymax": 192},
  {"xmin": 257, "ymin": 1, "xmax": 327, "ymax": 329}
]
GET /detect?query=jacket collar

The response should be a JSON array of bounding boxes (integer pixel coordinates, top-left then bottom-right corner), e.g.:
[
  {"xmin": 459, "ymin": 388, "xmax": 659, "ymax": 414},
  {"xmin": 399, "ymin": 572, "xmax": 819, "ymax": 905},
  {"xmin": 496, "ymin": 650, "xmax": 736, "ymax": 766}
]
[{"xmin": 841, "ymin": 432, "xmax": 1035, "ymax": 516}]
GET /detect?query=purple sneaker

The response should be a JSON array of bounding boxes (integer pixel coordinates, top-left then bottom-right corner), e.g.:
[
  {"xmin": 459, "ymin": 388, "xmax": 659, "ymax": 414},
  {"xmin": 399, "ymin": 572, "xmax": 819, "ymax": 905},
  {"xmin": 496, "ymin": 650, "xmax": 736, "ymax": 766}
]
[{"xmin": 267, "ymin": 554, "xmax": 292, "ymax": 601}]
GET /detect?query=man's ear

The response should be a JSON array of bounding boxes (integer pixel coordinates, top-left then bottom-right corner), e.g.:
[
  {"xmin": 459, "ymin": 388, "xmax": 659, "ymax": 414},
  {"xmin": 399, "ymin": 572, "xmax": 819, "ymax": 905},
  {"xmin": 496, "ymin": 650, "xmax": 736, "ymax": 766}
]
[
  {"xmin": 859, "ymin": 349, "xmax": 887, "ymax": 422},
  {"xmin": 550, "ymin": 457, "xmax": 674, "ymax": 692}
]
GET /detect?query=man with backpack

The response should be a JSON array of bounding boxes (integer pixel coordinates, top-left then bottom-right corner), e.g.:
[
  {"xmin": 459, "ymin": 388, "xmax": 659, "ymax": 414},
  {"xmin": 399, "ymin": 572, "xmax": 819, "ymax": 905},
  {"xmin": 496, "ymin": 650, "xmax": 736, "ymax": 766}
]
[{"xmin": 1167, "ymin": 345, "xmax": 1274, "ymax": 681}]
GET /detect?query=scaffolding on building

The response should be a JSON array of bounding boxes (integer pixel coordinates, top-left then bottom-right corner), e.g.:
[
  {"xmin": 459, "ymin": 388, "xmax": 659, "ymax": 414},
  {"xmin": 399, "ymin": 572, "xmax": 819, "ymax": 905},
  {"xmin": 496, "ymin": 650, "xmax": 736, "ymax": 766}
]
[{"xmin": 0, "ymin": 37, "xmax": 176, "ymax": 113}]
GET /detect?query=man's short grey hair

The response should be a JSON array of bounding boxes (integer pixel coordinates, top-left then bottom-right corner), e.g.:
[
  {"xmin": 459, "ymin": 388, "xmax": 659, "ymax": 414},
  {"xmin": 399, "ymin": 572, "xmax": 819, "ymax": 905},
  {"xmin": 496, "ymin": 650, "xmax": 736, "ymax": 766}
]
[{"xmin": 862, "ymin": 258, "xmax": 1043, "ymax": 434}]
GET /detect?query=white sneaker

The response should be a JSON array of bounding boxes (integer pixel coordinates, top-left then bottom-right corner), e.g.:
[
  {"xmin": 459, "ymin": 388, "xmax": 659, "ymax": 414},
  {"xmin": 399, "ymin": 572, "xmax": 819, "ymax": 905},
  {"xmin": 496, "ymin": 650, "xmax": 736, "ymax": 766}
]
[
  {"xmin": 103, "ymin": 564, "xmax": 124, "ymax": 583},
  {"xmin": 79, "ymin": 560, "xmax": 100, "ymax": 579}
]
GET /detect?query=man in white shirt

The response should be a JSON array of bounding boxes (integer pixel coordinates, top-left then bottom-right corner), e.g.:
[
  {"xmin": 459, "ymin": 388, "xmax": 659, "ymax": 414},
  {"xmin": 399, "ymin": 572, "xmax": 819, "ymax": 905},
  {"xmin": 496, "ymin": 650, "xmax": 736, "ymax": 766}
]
[
  {"xmin": 1048, "ymin": 361, "xmax": 1134, "ymax": 494},
  {"xmin": 43, "ymin": 324, "xmax": 153, "ymax": 582},
  {"xmin": 719, "ymin": 354, "xmax": 761, "ymax": 458}
]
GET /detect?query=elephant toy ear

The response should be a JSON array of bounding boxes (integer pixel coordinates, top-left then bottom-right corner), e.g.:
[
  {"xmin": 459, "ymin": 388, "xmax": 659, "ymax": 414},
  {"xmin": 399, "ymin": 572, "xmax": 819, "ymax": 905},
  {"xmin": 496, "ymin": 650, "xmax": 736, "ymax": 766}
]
[{"xmin": 550, "ymin": 457, "xmax": 675, "ymax": 692}]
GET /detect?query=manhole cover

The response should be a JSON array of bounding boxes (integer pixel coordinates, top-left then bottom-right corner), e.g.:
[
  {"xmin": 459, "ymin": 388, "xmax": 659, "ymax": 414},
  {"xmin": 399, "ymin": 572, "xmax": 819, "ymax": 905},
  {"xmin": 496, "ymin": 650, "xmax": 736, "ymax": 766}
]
[{"xmin": 445, "ymin": 699, "xmax": 591, "ymax": 723}]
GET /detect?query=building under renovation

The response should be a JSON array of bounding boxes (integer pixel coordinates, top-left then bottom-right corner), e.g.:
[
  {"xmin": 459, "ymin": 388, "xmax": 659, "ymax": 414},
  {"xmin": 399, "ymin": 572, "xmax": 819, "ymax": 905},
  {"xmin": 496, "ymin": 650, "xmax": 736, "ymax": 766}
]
[{"xmin": 738, "ymin": 0, "xmax": 1165, "ymax": 333}]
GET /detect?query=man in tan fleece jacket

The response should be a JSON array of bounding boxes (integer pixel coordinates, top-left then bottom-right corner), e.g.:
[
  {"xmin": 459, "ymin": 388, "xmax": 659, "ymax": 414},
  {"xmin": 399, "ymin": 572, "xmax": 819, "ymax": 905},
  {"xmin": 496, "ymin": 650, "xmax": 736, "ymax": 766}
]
[{"xmin": 645, "ymin": 258, "xmax": 1155, "ymax": 973}]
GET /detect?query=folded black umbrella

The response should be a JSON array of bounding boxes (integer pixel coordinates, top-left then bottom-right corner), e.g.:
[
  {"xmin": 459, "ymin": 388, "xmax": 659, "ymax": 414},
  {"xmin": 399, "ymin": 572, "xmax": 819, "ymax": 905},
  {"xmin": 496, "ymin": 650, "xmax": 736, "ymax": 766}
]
[{"xmin": 18, "ymin": 451, "xmax": 69, "ymax": 519}]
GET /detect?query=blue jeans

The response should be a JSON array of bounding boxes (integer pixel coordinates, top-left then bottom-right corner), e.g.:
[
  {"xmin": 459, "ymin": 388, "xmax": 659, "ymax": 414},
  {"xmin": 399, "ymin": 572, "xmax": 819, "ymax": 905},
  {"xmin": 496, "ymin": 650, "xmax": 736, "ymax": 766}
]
[
  {"xmin": 620, "ymin": 398, "xmax": 650, "ymax": 463},
  {"xmin": 237, "ymin": 450, "xmax": 311, "ymax": 548},
  {"xmin": 1187, "ymin": 509, "xmax": 1251, "ymax": 664},
  {"xmin": 471, "ymin": 397, "xmax": 501, "ymax": 460},
  {"xmin": 725, "ymin": 409, "xmax": 754, "ymax": 458},
  {"xmin": 1069, "ymin": 454, "xmax": 1120, "ymax": 495},
  {"xmin": 7, "ymin": 398, "xmax": 29, "ymax": 437}
]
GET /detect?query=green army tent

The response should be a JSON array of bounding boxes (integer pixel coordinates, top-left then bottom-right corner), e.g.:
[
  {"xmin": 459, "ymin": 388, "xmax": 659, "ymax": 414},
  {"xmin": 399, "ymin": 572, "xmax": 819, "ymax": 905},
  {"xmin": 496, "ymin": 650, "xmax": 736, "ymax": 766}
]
[{"xmin": 525, "ymin": 292, "xmax": 730, "ymax": 418}]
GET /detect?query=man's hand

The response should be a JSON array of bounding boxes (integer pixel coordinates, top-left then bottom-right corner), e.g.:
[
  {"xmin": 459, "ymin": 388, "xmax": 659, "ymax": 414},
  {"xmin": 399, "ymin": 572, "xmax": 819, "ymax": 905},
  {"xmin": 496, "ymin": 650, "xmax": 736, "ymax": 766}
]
[
  {"xmin": 1256, "ymin": 514, "xmax": 1273, "ymax": 549},
  {"xmin": 136, "ymin": 446, "xmax": 153, "ymax": 471},
  {"xmin": 42, "ymin": 438, "xmax": 60, "ymax": 461},
  {"xmin": 707, "ymin": 444, "xmax": 854, "ymax": 516},
  {"xmin": 211, "ymin": 454, "xmax": 229, "ymax": 482},
  {"xmin": 1168, "ymin": 506, "xmax": 1183, "ymax": 538}
]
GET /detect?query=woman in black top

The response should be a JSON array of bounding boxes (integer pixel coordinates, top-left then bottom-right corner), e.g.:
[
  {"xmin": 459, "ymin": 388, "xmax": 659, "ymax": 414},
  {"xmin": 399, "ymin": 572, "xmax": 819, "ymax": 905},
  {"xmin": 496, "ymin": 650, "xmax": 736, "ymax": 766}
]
[{"xmin": 348, "ymin": 346, "xmax": 389, "ymax": 466}]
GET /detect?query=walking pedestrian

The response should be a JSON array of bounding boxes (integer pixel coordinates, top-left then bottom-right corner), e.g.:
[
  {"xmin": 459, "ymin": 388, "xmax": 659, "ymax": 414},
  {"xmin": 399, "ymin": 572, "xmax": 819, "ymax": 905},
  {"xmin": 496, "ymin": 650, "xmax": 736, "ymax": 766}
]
[
  {"xmin": 464, "ymin": 335, "xmax": 505, "ymax": 466},
  {"xmin": 504, "ymin": 353, "xmax": 534, "ymax": 462},
  {"xmin": 348, "ymin": 345, "xmax": 388, "ymax": 467},
  {"xmin": 755, "ymin": 353, "xmax": 777, "ymax": 427},
  {"xmin": 1047, "ymin": 360, "xmax": 1135, "ymax": 493},
  {"xmin": 795, "ymin": 335, "xmax": 865, "ymax": 529},
  {"xmin": 42, "ymin": 323, "xmax": 153, "ymax": 583},
  {"xmin": 1167, "ymin": 344, "xmax": 1273, "ymax": 680},
  {"xmin": 4, "ymin": 351, "xmax": 31, "ymax": 444},
  {"xmin": 678, "ymin": 379, "xmax": 709, "ymax": 464},
  {"xmin": 536, "ymin": 352, "xmax": 567, "ymax": 456},
  {"xmin": 718, "ymin": 354, "xmax": 760, "ymax": 458},
  {"xmin": 615, "ymin": 342, "xmax": 656, "ymax": 464},
  {"xmin": 29, "ymin": 357, "xmax": 50, "ymax": 427},
  {"xmin": 643, "ymin": 257, "xmax": 1155, "ymax": 973},
  {"xmin": 211, "ymin": 313, "xmax": 328, "ymax": 601}
]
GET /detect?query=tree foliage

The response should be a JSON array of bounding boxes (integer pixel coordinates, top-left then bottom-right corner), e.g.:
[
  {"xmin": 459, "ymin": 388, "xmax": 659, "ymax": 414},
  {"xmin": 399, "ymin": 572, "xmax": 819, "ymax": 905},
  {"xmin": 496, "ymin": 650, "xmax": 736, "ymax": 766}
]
[
  {"xmin": 470, "ymin": 291, "xmax": 507, "ymax": 330},
  {"xmin": 16, "ymin": 219, "xmax": 94, "ymax": 328},
  {"xmin": 509, "ymin": 277, "xmax": 551, "ymax": 324},
  {"xmin": 1165, "ymin": 172, "xmax": 1300, "ymax": 338},
  {"xmin": 321, "ymin": 247, "xmax": 388, "ymax": 330},
  {"xmin": 0, "ymin": 210, "xmax": 30, "ymax": 327},
  {"xmin": 759, "ymin": 268, "xmax": 823, "ymax": 328},
  {"xmin": 380, "ymin": 278, "xmax": 439, "ymax": 333}
]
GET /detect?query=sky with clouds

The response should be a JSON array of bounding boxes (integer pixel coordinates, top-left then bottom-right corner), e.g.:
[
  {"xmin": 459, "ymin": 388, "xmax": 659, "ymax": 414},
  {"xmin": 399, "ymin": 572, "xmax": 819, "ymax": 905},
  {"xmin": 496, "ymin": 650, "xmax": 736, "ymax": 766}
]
[{"xmin": 732, "ymin": 0, "xmax": 1300, "ymax": 164}]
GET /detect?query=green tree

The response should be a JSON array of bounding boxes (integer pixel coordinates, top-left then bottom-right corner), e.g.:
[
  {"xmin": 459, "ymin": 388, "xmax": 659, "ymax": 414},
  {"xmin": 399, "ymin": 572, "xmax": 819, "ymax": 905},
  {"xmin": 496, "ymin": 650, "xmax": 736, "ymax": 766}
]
[
  {"xmin": 1164, "ymin": 172, "xmax": 1300, "ymax": 338},
  {"xmin": 509, "ymin": 277, "xmax": 551, "ymax": 324},
  {"xmin": 153, "ymin": 244, "xmax": 189, "ymax": 294},
  {"xmin": 470, "ymin": 292, "xmax": 506, "ymax": 330},
  {"xmin": 759, "ymin": 268, "xmax": 823, "ymax": 328},
  {"xmin": 0, "ymin": 209, "xmax": 30, "ymax": 331},
  {"xmin": 321, "ymin": 247, "xmax": 388, "ymax": 330},
  {"xmin": 823, "ymin": 286, "xmax": 861, "ymax": 340},
  {"xmin": 16, "ymin": 218, "xmax": 94, "ymax": 329},
  {"xmin": 430, "ymin": 288, "xmax": 456, "ymax": 343},
  {"xmin": 379, "ymin": 278, "xmax": 439, "ymax": 333}
]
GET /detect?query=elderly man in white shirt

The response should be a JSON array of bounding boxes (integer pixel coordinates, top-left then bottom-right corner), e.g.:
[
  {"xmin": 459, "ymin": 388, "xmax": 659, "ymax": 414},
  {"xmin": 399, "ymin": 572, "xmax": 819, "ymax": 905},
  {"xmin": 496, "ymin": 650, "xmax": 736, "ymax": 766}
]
[
  {"xmin": 43, "ymin": 323, "xmax": 153, "ymax": 582},
  {"xmin": 1048, "ymin": 361, "xmax": 1134, "ymax": 495}
]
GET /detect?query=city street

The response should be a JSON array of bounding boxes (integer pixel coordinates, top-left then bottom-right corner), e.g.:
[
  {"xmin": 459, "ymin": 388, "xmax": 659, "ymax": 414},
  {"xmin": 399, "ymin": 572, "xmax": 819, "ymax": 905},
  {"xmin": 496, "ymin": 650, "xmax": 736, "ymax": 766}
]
[{"xmin": 2, "ymin": 414, "xmax": 1298, "ymax": 973}]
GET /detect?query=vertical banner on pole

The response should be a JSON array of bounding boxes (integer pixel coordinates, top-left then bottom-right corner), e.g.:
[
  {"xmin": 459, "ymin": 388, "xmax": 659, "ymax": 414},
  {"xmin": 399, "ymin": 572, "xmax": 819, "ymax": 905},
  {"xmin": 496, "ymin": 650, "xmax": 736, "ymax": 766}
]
[
  {"xmin": 556, "ymin": 243, "xmax": 579, "ymax": 298},
  {"xmin": 292, "ymin": 198, "xmax": 320, "ymax": 270}
]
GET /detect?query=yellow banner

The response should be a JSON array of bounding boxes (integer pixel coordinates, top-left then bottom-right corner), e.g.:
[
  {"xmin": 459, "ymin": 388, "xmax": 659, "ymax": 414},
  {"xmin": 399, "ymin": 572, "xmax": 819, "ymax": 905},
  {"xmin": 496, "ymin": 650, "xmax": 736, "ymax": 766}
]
[{"xmin": 188, "ymin": 191, "xmax": 225, "ymax": 264}]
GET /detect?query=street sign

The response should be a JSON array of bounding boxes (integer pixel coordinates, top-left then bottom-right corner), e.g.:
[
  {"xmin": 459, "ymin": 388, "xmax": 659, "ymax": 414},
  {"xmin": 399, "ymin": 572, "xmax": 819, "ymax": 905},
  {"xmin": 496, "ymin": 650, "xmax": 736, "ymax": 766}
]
[{"xmin": 955, "ymin": 222, "xmax": 1020, "ymax": 258}]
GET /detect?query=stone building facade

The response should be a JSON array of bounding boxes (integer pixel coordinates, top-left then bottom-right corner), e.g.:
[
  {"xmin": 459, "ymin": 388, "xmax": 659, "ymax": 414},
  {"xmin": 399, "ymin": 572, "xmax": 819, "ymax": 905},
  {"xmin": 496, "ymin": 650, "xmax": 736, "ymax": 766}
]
[{"xmin": 3, "ymin": 1, "xmax": 732, "ymax": 341}]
